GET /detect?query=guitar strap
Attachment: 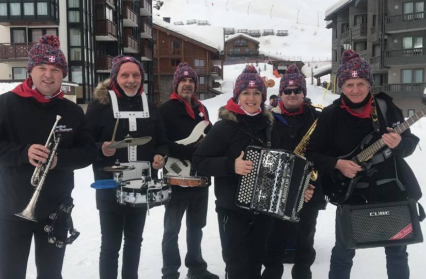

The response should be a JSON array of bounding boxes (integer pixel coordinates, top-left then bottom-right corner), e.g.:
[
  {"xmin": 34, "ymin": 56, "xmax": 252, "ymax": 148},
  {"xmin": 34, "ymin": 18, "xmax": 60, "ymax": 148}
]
[{"xmin": 370, "ymin": 95, "xmax": 381, "ymax": 133}]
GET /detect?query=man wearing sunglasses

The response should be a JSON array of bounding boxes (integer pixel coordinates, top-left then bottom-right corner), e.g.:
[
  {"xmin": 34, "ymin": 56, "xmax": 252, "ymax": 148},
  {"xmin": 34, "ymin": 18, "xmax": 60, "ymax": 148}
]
[{"xmin": 262, "ymin": 64, "xmax": 326, "ymax": 279}]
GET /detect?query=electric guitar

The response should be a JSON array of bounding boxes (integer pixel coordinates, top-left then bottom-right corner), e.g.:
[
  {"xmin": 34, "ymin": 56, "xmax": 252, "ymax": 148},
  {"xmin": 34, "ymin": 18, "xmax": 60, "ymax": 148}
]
[
  {"xmin": 164, "ymin": 120, "xmax": 210, "ymax": 177},
  {"xmin": 323, "ymin": 108, "xmax": 426, "ymax": 205}
]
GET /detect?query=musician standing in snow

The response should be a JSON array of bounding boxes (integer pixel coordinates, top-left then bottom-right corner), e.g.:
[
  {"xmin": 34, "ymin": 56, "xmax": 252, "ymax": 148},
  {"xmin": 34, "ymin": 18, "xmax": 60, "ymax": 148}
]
[
  {"xmin": 192, "ymin": 66, "xmax": 282, "ymax": 279},
  {"xmin": 85, "ymin": 55, "xmax": 168, "ymax": 279},
  {"xmin": 305, "ymin": 49, "xmax": 421, "ymax": 279},
  {"xmin": 158, "ymin": 63, "xmax": 217, "ymax": 279}
]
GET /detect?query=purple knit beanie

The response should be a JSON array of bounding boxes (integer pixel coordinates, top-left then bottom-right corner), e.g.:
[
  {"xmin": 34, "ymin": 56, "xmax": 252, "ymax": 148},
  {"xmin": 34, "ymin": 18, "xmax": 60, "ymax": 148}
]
[
  {"xmin": 233, "ymin": 66, "xmax": 267, "ymax": 101},
  {"xmin": 27, "ymin": 35, "xmax": 68, "ymax": 78},
  {"xmin": 279, "ymin": 64, "xmax": 307, "ymax": 96},
  {"xmin": 110, "ymin": 55, "xmax": 145, "ymax": 87},
  {"xmin": 173, "ymin": 62, "xmax": 198, "ymax": 93},
  {"xmin": 337, "ymin": 49, "xmax": 374, "ymax": 88}
]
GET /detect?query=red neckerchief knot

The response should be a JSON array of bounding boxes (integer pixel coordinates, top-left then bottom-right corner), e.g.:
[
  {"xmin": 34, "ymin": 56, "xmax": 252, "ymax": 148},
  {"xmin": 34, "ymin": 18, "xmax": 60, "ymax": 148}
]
[{"xmin": 170, "ymin": 92, "xmax": 209, "ymax": 121}]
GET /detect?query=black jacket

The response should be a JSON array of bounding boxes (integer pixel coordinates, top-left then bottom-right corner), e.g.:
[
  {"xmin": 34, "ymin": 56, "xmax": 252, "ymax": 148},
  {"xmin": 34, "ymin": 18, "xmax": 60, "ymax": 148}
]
[
  {"xmin": 158, "ymin": 98, "xmax": 212, "ymax": 193},
  {"xmin": 272, "ymin": 104, "xmax": 326, "ymax": 209},
  {"xmin": 85, "ymin": 80, "xmax": 169, "ymax": 211},
  {"xmin": 193, "ymin": 107, "xmax": 280, "ymax": 212},
  {"xmin": 305, "ymin": 92, "xmax": 421, "ymax": 202},
  {"xmin": 0, "ymin": 92, "xmax": 96, "ymax": 221}
]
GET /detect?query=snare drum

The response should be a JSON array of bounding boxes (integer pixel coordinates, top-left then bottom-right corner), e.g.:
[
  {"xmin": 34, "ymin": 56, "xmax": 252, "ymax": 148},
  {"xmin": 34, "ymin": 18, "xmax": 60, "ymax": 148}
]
[{"xmin": 116, "ymin": 179, "xmax": 171, "ymax": 208}]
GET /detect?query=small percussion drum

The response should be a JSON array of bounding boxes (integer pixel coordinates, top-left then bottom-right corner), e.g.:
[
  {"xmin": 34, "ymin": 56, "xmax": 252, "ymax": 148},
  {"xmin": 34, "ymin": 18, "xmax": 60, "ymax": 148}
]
[
  {"xmin": 116, "ymin": 179, "xmax": 171, "ymax": 208},
  {"xmin": 165, "ymin": 175, "xmax": 207, "ymax": 188}
]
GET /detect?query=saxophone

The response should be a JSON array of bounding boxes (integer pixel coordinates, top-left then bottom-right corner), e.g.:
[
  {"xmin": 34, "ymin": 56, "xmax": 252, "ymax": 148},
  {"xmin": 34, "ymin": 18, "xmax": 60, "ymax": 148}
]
[{"xmin": 293, "ymin": 104, "xmax": 323, "ymax": 181}]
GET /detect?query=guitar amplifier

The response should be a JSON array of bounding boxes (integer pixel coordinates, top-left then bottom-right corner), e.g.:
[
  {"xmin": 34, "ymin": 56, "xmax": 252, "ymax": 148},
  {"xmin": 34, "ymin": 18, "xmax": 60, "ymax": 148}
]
[{"xmin": 338, "ymin": 199, "xmax": 424, "ymax": 249}]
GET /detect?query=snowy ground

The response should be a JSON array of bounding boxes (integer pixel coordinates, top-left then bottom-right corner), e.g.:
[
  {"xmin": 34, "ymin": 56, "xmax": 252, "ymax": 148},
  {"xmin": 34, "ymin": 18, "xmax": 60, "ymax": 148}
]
[{"xmin": 0, "ymin": 63, "xmax": 417, "ymax": 278}]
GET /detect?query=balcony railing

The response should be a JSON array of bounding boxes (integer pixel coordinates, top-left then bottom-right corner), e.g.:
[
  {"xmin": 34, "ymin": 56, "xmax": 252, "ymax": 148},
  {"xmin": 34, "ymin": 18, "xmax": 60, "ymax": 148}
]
[
  {"xmin": 141, "ymin": 46, "xmax": 153, "ymax": 61},
  {"xmin": 384, "ymin": 48, "xmax": 426, "ymax": 66},
  {"xmin": 123, "ymin": 6, "xmax": 138, "ymax": 27},
  {"xmin": 352, "ymin": 24, "xmax": 367, "ymax": 39},
  {"xmin": 194, "ymin": 67, "xmax": 207, "ymax": 75},
  {"xmin": 124, "ymin": 35, "xmax": 138, "ymax": 52},
  {"xmin": 340, "ymin": 30, "xmax": 350, "ymax": 44},
  {"xmin": 234, "ymin": 42, "xmax": 248, "ymax": 47},
  {"xmin": 0, "ymin": 43, "xmax": 34, "ymax": 61},
  {"xmin": 96, "ymin": 55, "xmax": 113, "ymax": 71},
  {"xmin": 96, "ymin": 20, "xmax": 117, "ymax": 39},
  {"xmin": 141, "ymin": 23, "xmax": 152, "ymax": 38},
  {"xmin": 370, "ymin": 56, "xmax": 382, "ymax": 71},
  {"xmin": 373, "ymin": 83, "xmax": 426, "ymax": 98},
  {"xmin": 141, "ymin": 0, "xmax": 152, "ymax": 16},
  {"xmin": 386, "ymin": 12, "xmax": 426, "ymax": 33}
]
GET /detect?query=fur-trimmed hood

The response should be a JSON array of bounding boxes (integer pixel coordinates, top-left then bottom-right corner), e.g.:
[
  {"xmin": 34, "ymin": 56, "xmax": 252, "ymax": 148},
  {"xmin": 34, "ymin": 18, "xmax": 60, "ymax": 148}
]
[
  {"xmin": 218, "ymin": 106, "xmax": 274, "ymax": 123},
  {"xmin": 93, "ymin": 79, "xmax": 112, "ymax": 105}
]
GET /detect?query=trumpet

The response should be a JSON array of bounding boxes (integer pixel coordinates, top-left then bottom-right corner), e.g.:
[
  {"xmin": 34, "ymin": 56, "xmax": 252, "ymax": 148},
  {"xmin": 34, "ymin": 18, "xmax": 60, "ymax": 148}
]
[{"xmin": 16, "ymin": 115, "xmax": 62, "ymax": 222}]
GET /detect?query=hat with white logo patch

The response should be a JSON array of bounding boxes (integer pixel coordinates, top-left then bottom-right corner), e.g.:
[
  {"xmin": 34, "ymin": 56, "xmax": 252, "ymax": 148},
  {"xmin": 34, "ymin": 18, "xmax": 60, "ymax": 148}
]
[
  {"xmin": 27, "ymin": 35, "xmax": 68, "ymax": 78},
  {"xmin": 233, "ymin": 66, "xmax": 267, "ymax": 101},
  {"xmin": 337, "ymin": 49, "xmax": 374, "ymax": 88},
  {"xmin": 279, "ymin": 64, "xmax": 307, "ymax": 96},
  {"xmin": 173, "ymin": 62, "xmax": 198, "ymax": 93}
]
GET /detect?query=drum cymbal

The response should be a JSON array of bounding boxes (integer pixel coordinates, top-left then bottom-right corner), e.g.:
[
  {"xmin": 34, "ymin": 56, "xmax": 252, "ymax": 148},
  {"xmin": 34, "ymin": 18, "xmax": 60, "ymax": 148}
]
[
  {"xmin": 107, "ymin": 136, "xmax": 152, "ymax": 149},
  {"xmin": 102, "ymin": 165, "xmax": 135, "ymax": 172}
]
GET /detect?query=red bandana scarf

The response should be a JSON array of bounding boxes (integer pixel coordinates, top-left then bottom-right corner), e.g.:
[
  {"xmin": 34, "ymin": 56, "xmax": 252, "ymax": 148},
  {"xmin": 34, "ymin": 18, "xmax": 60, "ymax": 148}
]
[
  {"xmin": 340, "ymin": 97, "xmax": 372, "ymax": 118},
  {"xmin": 11, "ymin": 77, "xmax": 64, "ymax": 103},
  {"xmin": 224, "ymin": 98, "xmax": 262, "ymax": 115},
  {"xmin": 279, "ymin": 101, "xmax": 305, "ymax": 116},
  {"xmin": 170, "ymin": 92, "xmax": 209, "ymax": 121}
]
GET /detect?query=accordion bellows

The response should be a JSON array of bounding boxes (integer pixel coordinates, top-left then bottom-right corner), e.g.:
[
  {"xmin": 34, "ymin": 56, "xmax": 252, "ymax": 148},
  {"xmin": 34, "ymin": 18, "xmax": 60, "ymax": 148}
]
[{"xmin": 236, "ymin": 146, "xmax": 313, "ymax": 222}]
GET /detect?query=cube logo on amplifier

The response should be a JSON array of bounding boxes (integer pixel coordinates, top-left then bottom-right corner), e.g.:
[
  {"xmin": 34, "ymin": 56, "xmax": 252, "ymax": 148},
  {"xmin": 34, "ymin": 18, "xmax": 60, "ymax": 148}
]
[{"xmin": 369, "ymin": 211, "xmax": 390, "ymax": 217}]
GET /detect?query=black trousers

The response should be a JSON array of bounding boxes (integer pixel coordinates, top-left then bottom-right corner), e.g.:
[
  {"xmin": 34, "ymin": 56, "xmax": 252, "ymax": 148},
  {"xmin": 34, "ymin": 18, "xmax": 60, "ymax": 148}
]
[
  {"xmin": 99, "ymin": 206, "xmax": 147, "ymax": 279},
  {"xmin": 329, "ymin": 211, "xmax": 409, "ymax": 279},
  {"xmin": 217, "ymin": 208, "xmax": 273, "ymax": 279},
  {"xmin": 262, "ymin": 207, "xmax": 320, "ymax": 279},
  {"xmin": 161, "ymin": 188, "xmax": 209, "ymax": 279},
  {"xmin": 0, "ymin": 218, "xmax": 67, "ymax": 279}
]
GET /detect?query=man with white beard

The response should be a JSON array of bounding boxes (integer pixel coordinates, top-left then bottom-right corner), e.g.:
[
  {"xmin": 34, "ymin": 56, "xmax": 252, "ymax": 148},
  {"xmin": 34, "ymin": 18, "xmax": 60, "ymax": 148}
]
[{"xmin": 86, "ymin": 55, "xmax": 169, "ymax": 279}]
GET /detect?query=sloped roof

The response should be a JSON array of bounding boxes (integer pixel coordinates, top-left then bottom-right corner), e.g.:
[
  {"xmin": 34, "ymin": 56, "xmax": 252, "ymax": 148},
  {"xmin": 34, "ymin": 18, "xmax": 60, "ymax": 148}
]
[
  {"xmin": 153, "ymin": 17, "xmax": 223, "ymax": 52},
  {"xmin": 225, "ymin": 33, "xmax": 260, "ymax": 44},
  {"xmin": 325, "ymin": 0, "xmax": 354, "ymax": 20}
]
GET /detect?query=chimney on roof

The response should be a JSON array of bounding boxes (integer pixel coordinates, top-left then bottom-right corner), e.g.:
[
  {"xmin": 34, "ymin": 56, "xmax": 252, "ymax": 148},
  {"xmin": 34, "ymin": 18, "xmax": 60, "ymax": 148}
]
[{"xmin": 163, "ymin": 17, "xmax": 171, "ymax": 23}]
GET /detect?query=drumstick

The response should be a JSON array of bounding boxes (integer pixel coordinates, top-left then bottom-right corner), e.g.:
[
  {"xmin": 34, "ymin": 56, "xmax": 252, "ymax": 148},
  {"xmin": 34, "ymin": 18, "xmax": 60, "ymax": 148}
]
[{"xmin": 111, "ymin": 118, "xmax": 119, "ymax": 142}]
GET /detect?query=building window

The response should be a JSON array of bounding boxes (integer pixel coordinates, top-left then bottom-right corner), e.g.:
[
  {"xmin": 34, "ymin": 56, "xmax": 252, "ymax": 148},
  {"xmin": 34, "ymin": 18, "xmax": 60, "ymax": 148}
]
[
  {"xmin": 194, "ymin": 59, "xmax": 204, "ymax": 67},
  {"xmin": 171, "ymin": 40, "xmax": 181, "ymax": 55},
  {"xmin": 11, "ymin": 29, "xmax": 26, "ymax": 43},
  {"xmin": 12, "ymin": 67, "xmax": 27, "ymax": 80},
  {"xmin": 70, "ymin": 48, "xmax": 82, "ymax": 61},
  {"xmin": 70, "ymin": 29, "xmax": 81, "ymax": 46},
  {"xmin": 30, "ymin": 29, "xmax": 43, "ymax": 42},
  {"xmin": 24, "ymin": 3, "xmax": 35, "ymax": 16},
  {"xmin": 10, "ymin": 3, "xmax": 21, "ymax": 16},
  {"xmin": 341, "ymin": 23, "xmax": 349, "ymax": 34},
  {"xmin": 69, "ymin": 0, "xmax": 80, "ymax": 8},
  {"xmin": 0, "ymin": 4, "xmax": 6, "ymax": 16},
  {"xmin": 354, "ymin": 14, "xmax": 367, "ymax": 26},
  {"xmin": 69, "ymin": 11, "xmax": 80, "ymax": 22},
  {"xmin": 71, "ymin": 66, "xmax": 83, "ymax": 84},
  {"xmin": 199, "ymin": 76, "xmax": 205, "ymax": 84},
  {"xmin": 354, "ymin": 41, "xmax": 367, "ymax": 52},
  {"xmin": 37, "ymin": 2, "xmax": 48, "ymax": 16},
  {"xmin": 403, "ymin": 1, "xmax": 424, "ymax": 20},
  {"xmin": 402, "ymin": 69, "xmax": 424, "ymax": 83},
  {"xmin": 403, "ymin": 36, "xmax": 423, "ymax": 55},
  {"xmin": 171, "ymin": 59, "xmax": 181, "ymax": 66}
]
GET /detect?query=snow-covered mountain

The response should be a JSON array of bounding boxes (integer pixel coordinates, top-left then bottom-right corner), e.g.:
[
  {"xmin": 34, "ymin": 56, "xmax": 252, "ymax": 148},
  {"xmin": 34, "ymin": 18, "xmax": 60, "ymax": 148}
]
[{"xmin": 154, "ymin": 0, "xmax": 337, "ymax": 61}]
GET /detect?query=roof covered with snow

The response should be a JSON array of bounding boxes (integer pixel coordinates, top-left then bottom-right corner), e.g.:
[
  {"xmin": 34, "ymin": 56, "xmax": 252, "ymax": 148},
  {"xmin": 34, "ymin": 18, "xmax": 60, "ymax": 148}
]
[
  {"xmin": 325, "ymin": 0, "xmax": 354, "ymax": 20},
  {"xmin": 225, "ymin": 33, "xmax": 260, "ymax": 43},
  {"xmin": 313, "ymin": 64, "xmax": 332, "ymax": 78},
  {"xmin": 153, "ymin": 17, "xmax": 224, "ymax": 52}
]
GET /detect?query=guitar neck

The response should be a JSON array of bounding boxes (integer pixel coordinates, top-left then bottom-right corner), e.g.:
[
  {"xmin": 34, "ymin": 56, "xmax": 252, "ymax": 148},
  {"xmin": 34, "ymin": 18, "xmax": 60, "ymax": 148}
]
[{"xmin": 355, "ymin": 108, "xmax": 426, "ymax": 163}]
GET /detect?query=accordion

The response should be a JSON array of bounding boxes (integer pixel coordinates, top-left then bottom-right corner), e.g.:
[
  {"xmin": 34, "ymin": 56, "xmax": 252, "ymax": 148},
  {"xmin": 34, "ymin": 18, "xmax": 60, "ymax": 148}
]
[
  {"xmin": 338, "ymin": 199, "xmax": 425, "ymax": 249},
  {"xmin": 236, "ymin": 146, "xmax": 313, "ymax": 222}
]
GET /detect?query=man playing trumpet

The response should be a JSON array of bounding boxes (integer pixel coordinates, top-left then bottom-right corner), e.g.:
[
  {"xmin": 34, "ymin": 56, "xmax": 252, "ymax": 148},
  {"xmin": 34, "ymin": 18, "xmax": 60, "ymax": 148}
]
[{"xmin": 0, "ymin": 35, "xmax": 96, "ymax": 279}]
